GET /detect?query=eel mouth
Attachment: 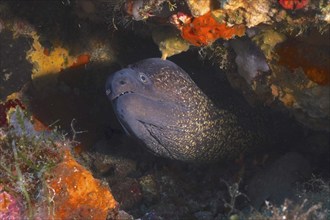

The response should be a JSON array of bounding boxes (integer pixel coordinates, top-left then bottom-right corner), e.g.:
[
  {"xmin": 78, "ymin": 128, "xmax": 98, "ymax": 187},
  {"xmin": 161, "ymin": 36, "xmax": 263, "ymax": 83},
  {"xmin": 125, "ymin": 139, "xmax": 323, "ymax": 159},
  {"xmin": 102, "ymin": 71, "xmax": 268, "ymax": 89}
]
[{"xmin": 111, "ymin": 91, "xmax": 134, "ymax": 102}]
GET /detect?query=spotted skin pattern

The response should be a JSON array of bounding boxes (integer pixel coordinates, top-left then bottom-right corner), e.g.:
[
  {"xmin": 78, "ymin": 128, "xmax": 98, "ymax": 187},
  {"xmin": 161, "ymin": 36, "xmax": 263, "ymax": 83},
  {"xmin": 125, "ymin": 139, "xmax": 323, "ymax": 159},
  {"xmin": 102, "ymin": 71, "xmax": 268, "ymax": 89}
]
[{"xmin": 106, "ymin": 58, "xmax": 268, "ymax": 162}]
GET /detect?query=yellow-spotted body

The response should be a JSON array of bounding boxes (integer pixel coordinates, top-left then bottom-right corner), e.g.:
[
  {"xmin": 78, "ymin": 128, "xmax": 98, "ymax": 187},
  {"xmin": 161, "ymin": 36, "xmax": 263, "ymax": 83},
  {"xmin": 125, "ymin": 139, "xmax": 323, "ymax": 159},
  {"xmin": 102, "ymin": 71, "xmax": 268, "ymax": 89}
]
[{"xmin": 106, "ymin": 58, "xmax": 269, "ymax": 162}]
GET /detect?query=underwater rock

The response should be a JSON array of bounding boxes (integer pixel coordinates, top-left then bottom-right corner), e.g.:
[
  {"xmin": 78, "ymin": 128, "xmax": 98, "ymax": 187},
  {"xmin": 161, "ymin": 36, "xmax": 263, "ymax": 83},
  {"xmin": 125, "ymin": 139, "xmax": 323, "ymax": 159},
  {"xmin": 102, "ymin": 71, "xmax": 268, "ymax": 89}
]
[
  {"xmin": 92, "ymin": 151, "xmax": 137, "ymax": 178},
  {"xmin": 276, "ymin": 39, "xmax": 330, "ymax": 86},
  {"xmin": 0, "ymin": 29, "xmax": 32, "ymax": 100},
  {"xmin": 46, "ymin": 150, "xmax": 118, "ymax": 219},
  {"xmin": 1, "ymin": 2, "xmax": 329, "ymax": 219},
  {"xmin": 125, "ymin": 0, "xmax": 170, "ymax": 21},
  {"xmin": 0, "ymin": 16, "xmax": 76, "ymax": 92},
  {"xmin": 152, "ymin": 26, "xmax": 190, "ymax": 59},
  {"xmin": 118, "ymin": 210, "xmax": 135, "ymax": 220},
  {"xmin": 278, "ymin": 0, "xmax": 309, "ymax": 10},
  {"xmin": 178, "ymin": 11, "xmax": 246, "ymax": 46},
  {"xmin": 139, "ymin": 174, "xmax": 159, "ymax": 204},
  {"xmin": 26, "ymin": 31, "xmax": 91, "ymax": 90},
  {"xmin": 251, "ymin": 29, "xmax": 286, "ymax": 60},
  {"xmin": 194, "ymin": 211, "xmax": 214, "ymax": 220},
  {"xmin": 247, "ymin": 152, "xmax": 312, "ymax": 208},
  {"xmin": 0, "ymin": 106, "xmax": 61, "ymax": 218},
  {"xmin": 126, "ymin": 0, "xmax": 148, "ymax": 20},
  {"xmin": 0, "ymin": 99, "xmax": 25, "ymax": 127},
  {"xmin": 75, "ymin": 0, "xmax": 98, "ymax": 21},
  {"xmin": 140, "ymin": 211, "xmax": 164, "ymax": 220},
  {"xmin": 230, "ymin": 37, "xmax": 270, "ymax": 84},
  {"xmin": 320, "ymin": 2, "xmax": 330, "ymax": 23},
  {"xmin": 224, "ymin": 27, "xmax": 330, "ymax": 132},
  {"xmin": 269, "ymin": 36, "xmax": 330, "ymax": 131},
  {"xmin": 1, "ymin": 105, "xmax": 119, "ymax": 219},
  {"xmin": 111, "ymin": 177, "xmax": 143, "ymax": 210},
  {"xmin": 270, "ymin": 67, "xmax": 330, "ymax": 132},
  {"xmin": 186, "ymin": 0, "xmax": 212, "ymax": 17},
  {"xmin": 223, "ymin": 0, "xmax": 273, "ymax": 27}
]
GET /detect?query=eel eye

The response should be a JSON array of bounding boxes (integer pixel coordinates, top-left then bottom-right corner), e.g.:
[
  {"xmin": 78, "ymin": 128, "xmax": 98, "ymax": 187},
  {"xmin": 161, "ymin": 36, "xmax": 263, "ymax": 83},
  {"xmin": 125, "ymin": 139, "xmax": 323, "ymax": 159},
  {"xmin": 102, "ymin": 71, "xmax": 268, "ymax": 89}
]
[{"xmin": 139, "ymin": 72, "xmax": 148, "ymax": 84}]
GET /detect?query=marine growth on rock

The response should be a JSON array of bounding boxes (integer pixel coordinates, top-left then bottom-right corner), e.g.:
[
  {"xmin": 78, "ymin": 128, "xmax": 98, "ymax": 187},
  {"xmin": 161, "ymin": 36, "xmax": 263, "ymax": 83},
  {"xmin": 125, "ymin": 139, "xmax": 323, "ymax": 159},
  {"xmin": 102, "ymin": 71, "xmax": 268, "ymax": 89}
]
[
  {"xmin": 179, "ymin": 12, "xmax": 246, "ymax": 46},
  {"xmin": 278, "ymin": 0, "xmax": 309, "ymax": 10}
]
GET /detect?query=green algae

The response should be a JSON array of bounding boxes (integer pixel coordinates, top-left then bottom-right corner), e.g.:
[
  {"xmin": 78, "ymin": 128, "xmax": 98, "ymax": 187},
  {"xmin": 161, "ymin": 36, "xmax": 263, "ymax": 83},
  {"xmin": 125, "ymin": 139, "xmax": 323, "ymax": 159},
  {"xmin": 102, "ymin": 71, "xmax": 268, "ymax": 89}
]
[{"xmin": 0, "ymin": 107, "xmax": 65, "ymax": 219}]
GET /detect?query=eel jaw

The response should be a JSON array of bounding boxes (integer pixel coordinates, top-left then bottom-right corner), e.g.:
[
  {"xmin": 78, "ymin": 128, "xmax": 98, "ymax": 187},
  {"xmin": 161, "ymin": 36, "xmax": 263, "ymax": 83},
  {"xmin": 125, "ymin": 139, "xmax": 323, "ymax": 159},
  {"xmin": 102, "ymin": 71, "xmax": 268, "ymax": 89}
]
[{"xmin": 111, "ymin": 91, "xmax": 134, "ymax": 102}]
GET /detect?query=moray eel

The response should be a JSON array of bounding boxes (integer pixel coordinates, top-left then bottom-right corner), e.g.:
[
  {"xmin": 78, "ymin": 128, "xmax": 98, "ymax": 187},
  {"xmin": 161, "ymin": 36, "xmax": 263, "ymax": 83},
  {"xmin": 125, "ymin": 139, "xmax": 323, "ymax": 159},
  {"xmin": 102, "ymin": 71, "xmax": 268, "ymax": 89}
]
[{"xmin": 105, "ymin": 58, "xmax": 270, "ymax": 162}]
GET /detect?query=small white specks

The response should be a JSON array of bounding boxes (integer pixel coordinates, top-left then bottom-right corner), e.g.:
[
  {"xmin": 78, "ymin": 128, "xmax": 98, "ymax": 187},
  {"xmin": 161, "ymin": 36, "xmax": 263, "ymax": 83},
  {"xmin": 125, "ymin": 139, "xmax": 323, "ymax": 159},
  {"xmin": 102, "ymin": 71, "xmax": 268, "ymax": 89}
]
[{"xmin": 3, "ymin": 72, "xmax": 12, "ymax": 81}]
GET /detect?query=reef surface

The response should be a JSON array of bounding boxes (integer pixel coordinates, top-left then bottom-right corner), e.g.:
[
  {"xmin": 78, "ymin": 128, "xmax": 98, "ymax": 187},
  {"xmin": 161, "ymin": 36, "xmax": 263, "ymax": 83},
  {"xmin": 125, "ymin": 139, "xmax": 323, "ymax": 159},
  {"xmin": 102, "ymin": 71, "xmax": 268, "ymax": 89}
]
[{"xmin": 0, "ymin": 1, "xmax": 329, "ymax": 219}]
